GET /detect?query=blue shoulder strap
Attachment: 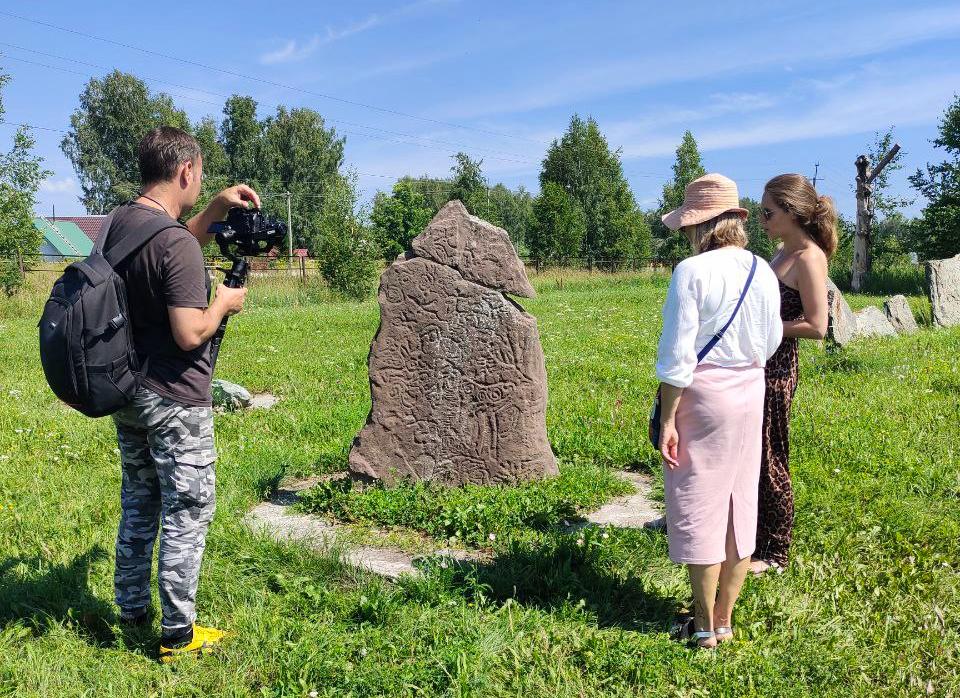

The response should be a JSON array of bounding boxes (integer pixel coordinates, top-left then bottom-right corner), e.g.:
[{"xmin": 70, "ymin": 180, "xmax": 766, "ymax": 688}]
[{"xmin": 696, "ymin": 254, "xmax": 758, "ymax": 363}]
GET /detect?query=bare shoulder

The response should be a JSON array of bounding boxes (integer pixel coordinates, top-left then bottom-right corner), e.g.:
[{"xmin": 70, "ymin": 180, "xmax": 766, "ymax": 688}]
[{"xmin": 798, "ymin": 244, "xmax": 828, "ymax": 270}]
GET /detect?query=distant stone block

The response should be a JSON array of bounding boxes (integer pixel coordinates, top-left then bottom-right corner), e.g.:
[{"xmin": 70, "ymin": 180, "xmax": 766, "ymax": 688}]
[
  {"xmin": 927, "ymin": 254, "xmax": 960, "ymax": 328},
  {"xmin": 883, "ymin": 294, "xmax": 918, "ymax": 334},
  {"xmin": 853, "ymin": 306, "xmax": 897, "ymax": 339}
]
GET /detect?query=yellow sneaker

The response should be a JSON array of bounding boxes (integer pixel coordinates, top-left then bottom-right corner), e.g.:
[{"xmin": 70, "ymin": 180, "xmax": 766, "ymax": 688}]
[{"xmin": 159, "ymin": 624, "xmax": 226, "ymax": 663}]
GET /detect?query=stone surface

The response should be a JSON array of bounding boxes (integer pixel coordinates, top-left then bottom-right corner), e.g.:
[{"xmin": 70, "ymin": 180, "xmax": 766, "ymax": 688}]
[
  {"xmin": 826, "ymin": 278, "xmax": 857, "ymax": 346},
  {"xmin": 245, "ymin": 472, "xmax": 654, "ymax": 579},
  {"xmin": 212, "ymin": 379, "xmax": 252, "ymax": 410},
  {"xmin": 927, "ymin": 254, "xmax": 960, "ymax": 328},
  {"xmin": 883, "ymin": 294, "xmax": 919, "ymax": 334},
  {"xmin": 412, "ymin": 200, "xmax": 535, "ymax": 299},
  {"xmin": 349, "ymin": 254, "xmax": 556, "ymax": 486},
  {"xmin": 583, "ymin": 472, "xmax": 661, "ymax": 528},
  {"xmin": 245, "ymin": 477, "xmax": 485, "ymax": 579},
  {"xmin": 249, "ymin": 392, "xmax": 280, "ymax": 410},
  {"xmin": 854, "ymin": 305, "xmax": 897, "ymax": 338}
]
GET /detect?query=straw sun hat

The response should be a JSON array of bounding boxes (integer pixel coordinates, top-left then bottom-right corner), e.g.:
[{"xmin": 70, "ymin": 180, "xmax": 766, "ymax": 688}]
[{"xmin": 661, "ymin": 173, "xmax": 749, "ymax": 230}]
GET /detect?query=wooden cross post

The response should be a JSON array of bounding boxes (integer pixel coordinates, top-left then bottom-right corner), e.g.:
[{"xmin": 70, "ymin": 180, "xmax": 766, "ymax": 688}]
[{"xmin": 851, "ymin": 143, "xmax": 900, "ymax": 291}]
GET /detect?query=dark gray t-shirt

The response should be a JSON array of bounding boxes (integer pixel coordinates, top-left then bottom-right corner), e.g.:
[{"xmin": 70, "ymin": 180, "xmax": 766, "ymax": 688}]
[{"xmin": 106, "ymin": 203, "xmax": 213, "ymax": 407}]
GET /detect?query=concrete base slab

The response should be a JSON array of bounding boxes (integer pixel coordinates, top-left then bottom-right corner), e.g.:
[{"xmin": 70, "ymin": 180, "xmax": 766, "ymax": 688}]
[
  {"xmin": 244, "ymin": 470, "xmax": 660, "ymax": 579},
  {"xmin": 585, "ymin": 472, "xmax": 661, "ymax": 528}
]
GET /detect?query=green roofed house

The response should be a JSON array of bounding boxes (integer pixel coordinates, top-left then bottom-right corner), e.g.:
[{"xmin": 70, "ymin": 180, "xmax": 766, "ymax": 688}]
[{"xmin": 34, "ymin": 217, "xmax": 94, "ymax": 261}]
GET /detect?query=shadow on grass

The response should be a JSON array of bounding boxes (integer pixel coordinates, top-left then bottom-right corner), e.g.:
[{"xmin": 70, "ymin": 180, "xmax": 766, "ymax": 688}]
[
  {"xmin": 0, "ymin": 545, "xmax": 157, "ymax": 651},
  {"xmin": 435, "ymin": 536, "xmax": 678, "ymax": 633}
]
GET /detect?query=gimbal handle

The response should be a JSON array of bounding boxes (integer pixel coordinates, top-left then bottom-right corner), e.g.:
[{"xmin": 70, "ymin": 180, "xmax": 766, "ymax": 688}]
[{"xmin": 209, "ymin": 256, "xmax": 249, "ymax": 370}]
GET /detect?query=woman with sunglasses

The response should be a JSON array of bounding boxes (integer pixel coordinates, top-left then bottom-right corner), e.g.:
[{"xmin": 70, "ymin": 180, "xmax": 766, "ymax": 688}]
[{"xmin": 751, "ymin": 174, "xmax": 837, "ymax": 575}]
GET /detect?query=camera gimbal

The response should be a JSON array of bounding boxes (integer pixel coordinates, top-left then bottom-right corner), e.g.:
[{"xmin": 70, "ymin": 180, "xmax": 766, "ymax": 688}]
[{"xmin": 208, "ymin": 207, "xmax": 287, "ymax": 367}]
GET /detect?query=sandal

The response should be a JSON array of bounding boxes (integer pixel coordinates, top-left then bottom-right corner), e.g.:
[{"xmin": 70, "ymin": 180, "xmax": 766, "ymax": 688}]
[
  {"xmin": 714, "ymin": 625, "xmax": 734, "ymax": 643},
  {"xmin": 672, "ymin": 617, "xmax": 716, "ymax": 649}
]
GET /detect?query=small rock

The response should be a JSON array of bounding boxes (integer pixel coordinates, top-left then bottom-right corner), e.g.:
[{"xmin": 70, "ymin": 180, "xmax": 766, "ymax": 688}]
[
  {"xmin": 926, "ymin": 253, "xmax": 960, "ymax": 328},
  {"xmin": 854, "ymin": 306, "xmax": 897, "ymax": 339},
  {"xmin": 883, "ymin": 295, "xmax": 918, "ymax": 334},
  {"xmin": 212, "ymin": 379, "xmax": 252, "ymax": 410}
]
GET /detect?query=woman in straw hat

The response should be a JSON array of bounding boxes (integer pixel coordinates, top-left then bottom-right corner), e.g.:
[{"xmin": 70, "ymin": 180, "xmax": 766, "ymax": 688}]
[
  {"xmin": 655, "ymin": 173, "xmax": 783, "ymax": 648},
  {"xmin": 749, "ymin": 174, "xmax": 837, "ymax": 576}
]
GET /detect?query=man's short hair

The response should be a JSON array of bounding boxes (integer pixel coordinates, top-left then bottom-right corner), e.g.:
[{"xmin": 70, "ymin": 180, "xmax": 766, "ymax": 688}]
[{"xmin": 138, "ymin": 126, "xmax": 201, "ymax": 186}]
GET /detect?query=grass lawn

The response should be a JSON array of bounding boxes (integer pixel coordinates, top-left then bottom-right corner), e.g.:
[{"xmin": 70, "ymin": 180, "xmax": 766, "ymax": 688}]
[{"xmin": 0, "ymin": 270, "xmax": 957, "ymax": 696}]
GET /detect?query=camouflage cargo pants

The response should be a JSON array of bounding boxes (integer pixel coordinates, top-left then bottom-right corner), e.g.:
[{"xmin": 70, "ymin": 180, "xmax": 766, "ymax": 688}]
[{"xmin": 112, "ymin": 387, "xmax": 217, "ymax": 634}]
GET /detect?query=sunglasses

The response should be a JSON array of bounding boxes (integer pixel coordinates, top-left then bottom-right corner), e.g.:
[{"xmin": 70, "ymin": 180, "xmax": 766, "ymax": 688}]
[{"xmin": 760, "ymin": 206, "xmax": 775, "ymax": 221}]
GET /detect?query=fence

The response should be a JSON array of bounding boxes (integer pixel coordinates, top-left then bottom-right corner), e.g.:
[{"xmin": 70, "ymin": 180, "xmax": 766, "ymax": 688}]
[{"xmin": 12, "ymin": 252, "xmax": 677, "ymax": 279}]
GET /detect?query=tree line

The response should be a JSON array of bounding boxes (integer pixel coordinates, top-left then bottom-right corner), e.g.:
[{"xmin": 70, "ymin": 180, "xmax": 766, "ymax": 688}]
[{"xmin": 1, "ymin": 64, "xmax": 958, "ymax": 298}]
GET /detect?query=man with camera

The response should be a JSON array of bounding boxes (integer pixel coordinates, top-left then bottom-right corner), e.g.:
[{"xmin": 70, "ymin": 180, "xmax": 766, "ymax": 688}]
[{"xmin": 106, "ymin": 126, "xmax": 259, "ymax": 662}]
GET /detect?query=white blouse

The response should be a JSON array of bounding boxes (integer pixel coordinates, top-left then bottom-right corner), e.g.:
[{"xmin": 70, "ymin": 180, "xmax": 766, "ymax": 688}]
[{"xmin": 656, "ymin": 247, "xmax": 784, "ymax": 388}]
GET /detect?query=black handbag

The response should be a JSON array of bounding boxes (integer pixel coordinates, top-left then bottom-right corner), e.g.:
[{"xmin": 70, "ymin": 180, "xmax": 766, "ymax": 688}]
[{"xmin": 649, "ymin": 255, "xmax": 758, "ymax": 449}]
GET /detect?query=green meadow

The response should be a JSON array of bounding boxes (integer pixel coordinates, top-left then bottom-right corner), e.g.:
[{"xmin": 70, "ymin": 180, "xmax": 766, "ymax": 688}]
[{"xmin": 0, "ymin": 270, "xmax": 957, "ymax": 696}]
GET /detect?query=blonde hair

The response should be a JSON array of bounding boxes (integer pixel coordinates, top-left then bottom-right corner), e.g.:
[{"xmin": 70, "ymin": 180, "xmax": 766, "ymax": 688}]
[
  {"xmin": 686, "ymin": 212, "xmax": 748, "ymax": 253},
  {"xmin": 764, "ymin": 173, "xmax": 838, "ymax": 258}
]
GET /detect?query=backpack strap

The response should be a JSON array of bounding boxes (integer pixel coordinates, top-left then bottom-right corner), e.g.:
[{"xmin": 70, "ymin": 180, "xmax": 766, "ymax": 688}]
[
  {"xmin": 696, "ymin": 254, "xmax": 758, "ymax": 363},
  {"xmin": 99, "ymin": 203, "xmax": 184, "ymax": 268},
  {"xmin": 91, "ymin": 208, "xmax": 119, "ymax": 256}
]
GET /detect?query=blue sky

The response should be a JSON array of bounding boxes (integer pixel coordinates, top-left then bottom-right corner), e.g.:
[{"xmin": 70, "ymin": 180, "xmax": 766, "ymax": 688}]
[{"xmin": 1, "ymin": 1, "xmax": 958, "ymax": 219}]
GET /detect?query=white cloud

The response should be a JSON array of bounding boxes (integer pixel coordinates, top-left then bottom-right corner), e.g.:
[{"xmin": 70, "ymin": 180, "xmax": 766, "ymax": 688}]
[
  {"xmin": 40, "ymin": 177, "xmax": 77, "ymax": 194},
  {"xmin": 259, "ymin": 0, "xmax": 459, "ymax": 65},
  {"xmin": 260, "ymin": 16, "xmax": 384, "ymax": 65},
  {"xmin": 434, "ymin": 4, "xmax": 960, "ymax": 119},
  {"xmin": 614, "ymin": 65, "xmax": 958, "ymax": 160},
  {"xmin": 259, "ymin": 38, "xmax": 319, "ymax": 66}
]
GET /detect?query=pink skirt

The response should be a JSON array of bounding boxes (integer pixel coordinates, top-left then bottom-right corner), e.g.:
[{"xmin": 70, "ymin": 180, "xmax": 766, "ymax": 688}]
[{"xmin": 664, "ymin": 364, "xmax": 765, "ymax": 565}]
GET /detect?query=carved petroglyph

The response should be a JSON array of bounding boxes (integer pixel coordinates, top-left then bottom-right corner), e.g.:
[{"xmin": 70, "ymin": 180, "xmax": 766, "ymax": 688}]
[
  {"xmin": 412, "ymin": 200, "xmax": 536, "ymax": 299},
  {"xmin": 350, "ymin": 203, "xmax": 556, "ymax": 486}
]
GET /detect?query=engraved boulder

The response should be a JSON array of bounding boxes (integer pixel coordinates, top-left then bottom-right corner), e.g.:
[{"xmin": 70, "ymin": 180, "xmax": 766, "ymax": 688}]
[
  {"xmin": 349, "ymin": 203, "xmax": 557, "ymax": 486},
  {"xmin": 412, "ymin": 200, "xmax": 535, "ymax": 299}
]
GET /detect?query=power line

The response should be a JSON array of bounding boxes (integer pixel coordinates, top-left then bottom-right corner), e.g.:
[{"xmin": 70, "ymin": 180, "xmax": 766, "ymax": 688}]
[
  {"xmin": 0, "ymin": 119, "xmax": 67, "ymax": 134},
  {"xmin": 0, "ymin": 9, "xmax": 549, "ymax": 146},
  {"xmin": 0, "ymin": 118, "xmax": 541, "ymax": 191},
  {"xmin": 0, "ymin": 50, "xmax": 539, "ymax": 166},
  {"xmin": 0, "ymin": 42, "xmax": 545, "ymax": 163}
]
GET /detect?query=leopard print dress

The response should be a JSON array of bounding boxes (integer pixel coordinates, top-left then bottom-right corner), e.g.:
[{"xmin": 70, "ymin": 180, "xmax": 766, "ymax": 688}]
[{"xmin": 754, "ymin": 280, "xmax": 803, "ymax": 567}]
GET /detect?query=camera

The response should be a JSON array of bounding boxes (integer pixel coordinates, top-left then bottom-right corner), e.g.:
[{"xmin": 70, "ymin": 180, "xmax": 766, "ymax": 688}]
[{"xmin": 211, "ymin": 207, "xmax": 288, "ymax": 262}]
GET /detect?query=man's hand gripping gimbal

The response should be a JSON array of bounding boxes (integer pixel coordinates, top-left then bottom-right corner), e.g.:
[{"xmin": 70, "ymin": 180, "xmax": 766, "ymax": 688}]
[{"xmin": 207, "ymin": 207, "xmax": 287, "ymax": 368}]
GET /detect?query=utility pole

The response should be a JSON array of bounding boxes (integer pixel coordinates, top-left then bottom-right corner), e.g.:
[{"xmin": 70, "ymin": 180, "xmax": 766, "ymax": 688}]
[
  {"xmin": 852, "ymin": 143, "xmax": 900, "ymax": 291},
  {"xmin": 811, "ymin": 162, "xmax": 820, "ymax": 188},
  {"xmin": 285, "ymin": 191, "xmax": 293, "ymax": 272}
]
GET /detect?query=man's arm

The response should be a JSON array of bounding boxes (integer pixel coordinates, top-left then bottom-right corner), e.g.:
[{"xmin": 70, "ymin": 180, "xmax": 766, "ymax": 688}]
[
  {"xmin": 169, "ymin": 284, "xmax": 247, "ymax": 351},
  {"xmin": 186, "ymin": 185, "xmax": 262, "ymax": 247}
]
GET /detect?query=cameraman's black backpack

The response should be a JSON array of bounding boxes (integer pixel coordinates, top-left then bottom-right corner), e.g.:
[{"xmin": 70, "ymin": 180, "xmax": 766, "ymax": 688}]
[{"xmin": 38, "ymin": 207, "xmax": 179, "ymax": 417}]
